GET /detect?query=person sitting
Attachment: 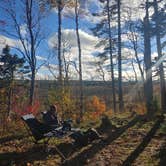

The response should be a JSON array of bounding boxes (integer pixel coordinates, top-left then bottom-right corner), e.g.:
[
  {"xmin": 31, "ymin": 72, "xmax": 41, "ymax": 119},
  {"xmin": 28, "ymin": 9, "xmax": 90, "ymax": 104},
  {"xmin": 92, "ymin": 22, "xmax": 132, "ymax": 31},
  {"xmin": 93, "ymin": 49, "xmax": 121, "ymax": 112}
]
[{"xmin": 42, "ymin": 105, "xmax": 60, "ymax": 128}]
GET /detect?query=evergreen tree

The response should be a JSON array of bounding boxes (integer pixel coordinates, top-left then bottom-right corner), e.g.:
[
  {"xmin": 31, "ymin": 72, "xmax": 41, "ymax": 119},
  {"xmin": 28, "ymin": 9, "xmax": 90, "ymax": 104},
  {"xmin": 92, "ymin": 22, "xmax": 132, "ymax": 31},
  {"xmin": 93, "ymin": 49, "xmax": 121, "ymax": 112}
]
[
  {"xmin": 0, "ymin": 45, "xmax": 26, "ymax": 116},
  {"xmin": 151, "ymin": 0, "xmax": 166, "ymax": 112}
]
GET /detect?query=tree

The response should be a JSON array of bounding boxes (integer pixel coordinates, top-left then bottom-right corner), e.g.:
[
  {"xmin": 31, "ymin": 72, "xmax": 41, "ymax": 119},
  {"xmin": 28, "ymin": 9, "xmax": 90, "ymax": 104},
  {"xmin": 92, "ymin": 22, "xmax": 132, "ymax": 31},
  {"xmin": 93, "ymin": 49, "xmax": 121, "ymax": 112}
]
[
  {"xmin": 152, "ymin": 0, "xmax": 166, "ymax": 112},
  {"xmin": 91, "ymin": 0, "xmax": 118, "ymax": 111},
  {"xmin": 125, "ymin": 9, "xmax": 145, "ymax": 82},
  {"xmin": 75, "ymin": 0, "xmax": 83, "ymax": 120},
  {"xmin": 106, "ymin": 0, "xmax": 116, "ymax": 112},
  {"xmin": 0, "ymin": 45, "xmax": 25, "ymax": 116},
  {"xmin": 117, "ymin": 0, "xmax": 124, "ymax": 111},
  {"xmin": 0, "ymin": 0, "xmax": 46, "ymax": 105},
  {"xmin": 143, "ymin": 0, "xmax": 153, "ymax": 111},
  {"xmin": 38, "ymin": 0, "xmax": 75, "ymax": 87}
]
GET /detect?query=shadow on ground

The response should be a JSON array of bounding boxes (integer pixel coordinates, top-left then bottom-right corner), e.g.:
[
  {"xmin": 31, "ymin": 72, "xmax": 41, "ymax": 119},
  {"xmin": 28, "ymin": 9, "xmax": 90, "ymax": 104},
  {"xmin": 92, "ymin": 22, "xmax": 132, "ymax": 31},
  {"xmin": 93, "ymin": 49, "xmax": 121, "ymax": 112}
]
[
  {"xmin": 122, "ymin": 115, "xmax": 164, "ymax": 166},
  {"xmin": 0, "ymin": 145, "xmax": 49, "ymax": 166},
  {"xmin": 158, "ymin": 141, "xmax": 166, "ymax": 166},
  {"xmin": 0, "ymin": 115, "xmax": 141, "ymax": 166},
  {"xmin": 63, "ymin": 116, "xmax": 143, "ymax": 166},
  {"xmin": 0, "ymin": 141, "xmax": 79, "ymax": 166},
  {"xmin": 0, "ymin": 134, "xmax": 25, "ymax": 144}
]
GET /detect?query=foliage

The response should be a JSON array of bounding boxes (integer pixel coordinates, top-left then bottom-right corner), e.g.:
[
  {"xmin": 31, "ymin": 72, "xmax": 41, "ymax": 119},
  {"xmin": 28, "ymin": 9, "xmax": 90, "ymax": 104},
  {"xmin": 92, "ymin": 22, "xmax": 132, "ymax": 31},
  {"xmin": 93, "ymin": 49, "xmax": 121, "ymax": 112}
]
[
  {"xmin": 83, "ymin": 96, "xmax": 107, "ymax": 122},
  {"xmin": 125, "ymin": 102, "xmax": 147, "ymax": 115},
  {"xmin": 13, "ymin": 100, "xmax": 40, "ymax": 117},
  {"xmin": 0, "ymin": 45, "xmax": 25, "ymax": 84},
  {"xmin": 48, "ymin": 87, "xmax": 76, "ymax": 120}
]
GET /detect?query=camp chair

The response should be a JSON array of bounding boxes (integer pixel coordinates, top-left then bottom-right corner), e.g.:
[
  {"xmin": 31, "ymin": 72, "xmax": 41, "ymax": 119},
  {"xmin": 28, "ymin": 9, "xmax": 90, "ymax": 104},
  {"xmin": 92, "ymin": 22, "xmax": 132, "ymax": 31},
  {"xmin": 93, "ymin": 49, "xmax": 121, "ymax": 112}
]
[{"xmin": 21, "ymin": 114, "xmax": 79, "ymax": 160}]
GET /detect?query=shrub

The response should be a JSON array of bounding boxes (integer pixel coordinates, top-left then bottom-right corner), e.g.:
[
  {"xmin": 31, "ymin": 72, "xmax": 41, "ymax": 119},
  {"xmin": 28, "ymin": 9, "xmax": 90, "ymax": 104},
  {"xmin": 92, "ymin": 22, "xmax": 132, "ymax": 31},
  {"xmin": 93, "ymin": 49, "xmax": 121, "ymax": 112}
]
[
  {"xmin": 47, "ymin": 87, "xmax": 77, "ymax": 120},
  {"xmin": 84, "ymin": 96, "xmax": 106, "ymax": 121}
]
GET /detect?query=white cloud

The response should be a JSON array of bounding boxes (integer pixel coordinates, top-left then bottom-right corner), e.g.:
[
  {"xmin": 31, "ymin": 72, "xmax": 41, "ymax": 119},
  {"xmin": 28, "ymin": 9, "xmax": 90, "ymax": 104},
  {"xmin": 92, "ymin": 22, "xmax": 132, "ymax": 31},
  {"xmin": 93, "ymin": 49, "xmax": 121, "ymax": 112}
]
[
  {"xmin": 0, "ymin": 35, "xmax": 22, "ymax": 51},
  {"xmin": 46, "ymin": 28, "xmax": 148, "ymax": 81},
  {"xmin": 36, "ymin": 55, "xmax": 47, "ymax": 61},
  {"xmin": 48, "ymin": 29, "xmax": 102, "ymax": 80},
  {"xmin": 20, "ymin": 24, "xmax": 27, "ymax": 38}
]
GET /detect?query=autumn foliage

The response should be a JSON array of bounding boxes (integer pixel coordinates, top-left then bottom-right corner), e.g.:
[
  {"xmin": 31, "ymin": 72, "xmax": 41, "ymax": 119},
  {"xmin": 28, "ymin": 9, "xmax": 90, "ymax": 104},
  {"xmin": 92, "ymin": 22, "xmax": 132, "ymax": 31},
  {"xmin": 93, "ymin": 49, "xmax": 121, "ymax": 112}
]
[{"xmin": 84, "ymin": 96, "xmax": 107, "ymax": 121}]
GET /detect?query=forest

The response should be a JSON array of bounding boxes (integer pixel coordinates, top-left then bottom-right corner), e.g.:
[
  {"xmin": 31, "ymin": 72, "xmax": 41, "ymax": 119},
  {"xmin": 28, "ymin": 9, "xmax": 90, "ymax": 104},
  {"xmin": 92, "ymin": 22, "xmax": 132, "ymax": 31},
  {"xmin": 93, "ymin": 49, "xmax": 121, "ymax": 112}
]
[{"xmin": 0, "ymin": 0, "xmax": 166, "ymax": 165}]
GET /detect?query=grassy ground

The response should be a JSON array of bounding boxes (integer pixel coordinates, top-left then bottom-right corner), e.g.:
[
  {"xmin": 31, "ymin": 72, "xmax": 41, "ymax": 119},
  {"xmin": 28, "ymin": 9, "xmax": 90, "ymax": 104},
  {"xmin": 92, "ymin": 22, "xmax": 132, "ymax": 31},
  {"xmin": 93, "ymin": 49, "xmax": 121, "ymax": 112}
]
[{"xmin": 0, "ymin": 112, "xmax": 165, "ymax": 166}]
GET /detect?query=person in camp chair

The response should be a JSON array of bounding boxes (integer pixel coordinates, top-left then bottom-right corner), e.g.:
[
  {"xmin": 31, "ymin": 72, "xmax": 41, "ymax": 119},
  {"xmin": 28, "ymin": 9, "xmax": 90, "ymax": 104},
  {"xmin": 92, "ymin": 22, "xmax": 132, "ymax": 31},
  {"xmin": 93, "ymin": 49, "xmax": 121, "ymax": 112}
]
[
  {"xmin": 42, "ymin": 105, "xmax": 71, "ymax": 131},
  {"xmin": 42, "ymin": 105, "xmax": 60, "ymax": 128},
  {"xmin": 42, "ymin": 105, "xmax": 102, "ymax": 144}
]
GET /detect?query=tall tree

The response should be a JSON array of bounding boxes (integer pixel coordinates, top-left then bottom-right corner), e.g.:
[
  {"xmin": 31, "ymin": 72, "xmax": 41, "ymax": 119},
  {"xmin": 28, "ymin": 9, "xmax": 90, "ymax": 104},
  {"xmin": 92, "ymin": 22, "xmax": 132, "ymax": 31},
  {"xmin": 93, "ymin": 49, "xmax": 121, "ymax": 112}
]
[
  {"xmin": 117, "ymin": 0, "xmax": 124, "ymax": 111},
  {"xmin": 125, "ymin": 8, "xmax": 145, "ymax": 82},
  {"xmin": 92, "ymin": 0, "xmax": 118, "ymax": 110},
  {"xmin": 106, "ymin": 0, "xmax": 116, "ymax": 112},
  {"xmin": 143, "ymin": 0, "xmax": 153, "ymax": 111},
  {"xmin": 75, "ymin": 0, "xmax": 83, "ymax": 120},
  {"xmin": 152, "ymin": 0, "xmax": 166, "ymax": 112},
  {"xmin": 38, "ymin": 0, "xmax": 75, "ymax": 86},
  {"xmin": 57, "ymin": 0, "xmax": 63, "ymax": 87},
  {"xmin": 1, "ymin": 0, "xmax": 46, "ymax": 105}
]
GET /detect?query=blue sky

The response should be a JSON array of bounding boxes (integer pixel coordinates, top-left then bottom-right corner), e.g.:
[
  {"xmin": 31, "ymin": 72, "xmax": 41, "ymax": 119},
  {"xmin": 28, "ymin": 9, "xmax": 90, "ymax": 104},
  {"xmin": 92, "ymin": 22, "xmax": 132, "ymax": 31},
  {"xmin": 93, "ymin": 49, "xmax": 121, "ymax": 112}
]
[{"xmin": 0, "ymin": 0, "xmax": 164, "ymax": 81}]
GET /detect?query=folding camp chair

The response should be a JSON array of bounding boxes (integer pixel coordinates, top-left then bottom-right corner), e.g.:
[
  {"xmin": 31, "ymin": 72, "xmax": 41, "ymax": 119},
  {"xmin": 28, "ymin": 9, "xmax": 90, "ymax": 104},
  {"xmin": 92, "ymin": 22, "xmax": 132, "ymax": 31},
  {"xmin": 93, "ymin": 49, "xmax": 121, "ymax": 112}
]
[
  {"xmin": 22, "ymin": 114, "xmax": 103, "ymax": 160},
  {"xmin": 21, "ymin": 114, "xmax": 79, "ymax": 160}
]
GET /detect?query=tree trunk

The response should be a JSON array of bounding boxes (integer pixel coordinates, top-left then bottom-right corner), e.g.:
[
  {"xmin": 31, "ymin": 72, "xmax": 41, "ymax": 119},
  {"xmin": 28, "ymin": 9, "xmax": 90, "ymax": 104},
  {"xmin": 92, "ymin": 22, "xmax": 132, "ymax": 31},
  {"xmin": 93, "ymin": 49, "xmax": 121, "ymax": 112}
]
[
  {"xmin": 58, "ymin": 0, "xmax": 63, "ymax": 87},
  {"xmin": 29, "ymin": 67, "xmax": 35, "ymax": 105},
  {"xmin": 26, "ymin": 0, "xmax": 36, "ymax": 105},
  {"xmin": 106, "ymin": 0, "xmax": 116, "ymax": 112},
  {"xmin": 134, "ymin": 47, "xmax": 145, "ymax": 82},
  {"xmin": 143, "ymin": 0, "xmax": 153, "ymax": 111},
  {"xmin": 153, "ymin": 0, "xmax": 166, "ymax": 112},
  {"xmin": 117, "ymin": 0, "xmax": 123, "ymax": 111},
  {"xmin": 131, "ymin": 59, "xmax": 138, "ymax": 82},
  {"xmin": 75, "ymin": 0, "xmax": 83, "ymax": 120}
]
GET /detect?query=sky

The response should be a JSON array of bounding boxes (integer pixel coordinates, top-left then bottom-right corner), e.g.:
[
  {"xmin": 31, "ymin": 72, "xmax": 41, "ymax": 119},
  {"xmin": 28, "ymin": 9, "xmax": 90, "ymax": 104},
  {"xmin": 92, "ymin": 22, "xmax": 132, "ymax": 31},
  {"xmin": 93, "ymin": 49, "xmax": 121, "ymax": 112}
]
[{"xmin": 0, "ymin": 0, "xmax": 164, "ymax": 81}]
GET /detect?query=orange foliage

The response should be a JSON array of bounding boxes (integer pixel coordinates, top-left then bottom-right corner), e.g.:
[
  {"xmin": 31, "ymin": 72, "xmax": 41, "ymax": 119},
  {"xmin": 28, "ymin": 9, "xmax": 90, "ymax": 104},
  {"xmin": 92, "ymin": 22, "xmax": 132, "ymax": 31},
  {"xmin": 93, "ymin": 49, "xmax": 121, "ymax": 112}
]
[
  {"xmin": 13, "ymin": 100, "xmax": 40, "ymax": 116},
  {"xmin": 134, "ymin": 103, "xmax": 147, "ymax": 115},
  {"xmin": 84, "ymin": 96, "xmax": 106, "ymax": 121}
]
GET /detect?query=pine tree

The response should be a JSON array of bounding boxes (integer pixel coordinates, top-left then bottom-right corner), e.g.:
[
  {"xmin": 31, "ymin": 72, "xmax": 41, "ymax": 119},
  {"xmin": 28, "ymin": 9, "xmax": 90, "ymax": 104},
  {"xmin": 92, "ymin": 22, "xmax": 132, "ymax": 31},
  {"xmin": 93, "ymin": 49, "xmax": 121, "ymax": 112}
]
[{"xmin": 0, "ymin": 45, "xmax": 25, "ymax": 116}]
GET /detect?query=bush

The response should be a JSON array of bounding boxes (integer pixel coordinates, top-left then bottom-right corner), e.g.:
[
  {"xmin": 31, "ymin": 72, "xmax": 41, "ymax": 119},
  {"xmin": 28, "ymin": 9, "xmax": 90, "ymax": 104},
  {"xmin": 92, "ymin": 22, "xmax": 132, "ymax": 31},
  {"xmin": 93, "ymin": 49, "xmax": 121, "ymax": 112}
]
[
  {"xmin": 83, "ymin": 96, "xmax": 107, "ymax": 122},
  {"xmin": 47, "ymin": 87, "xmax": 77, "ymax": 120}
]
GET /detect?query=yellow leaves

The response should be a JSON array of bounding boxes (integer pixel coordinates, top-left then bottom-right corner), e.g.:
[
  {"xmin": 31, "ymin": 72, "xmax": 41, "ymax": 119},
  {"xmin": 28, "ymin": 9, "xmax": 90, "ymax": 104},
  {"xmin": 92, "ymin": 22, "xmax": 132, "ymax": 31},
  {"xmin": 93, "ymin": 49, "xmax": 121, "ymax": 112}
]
[
  {"xmin": 135, "ymin": 103, "xmax": 147, "ymax": 115},
  {"xmin": 48, "ymin": 87, "xmax": 76, "ymax": 119},
  {"xmin": 126, "ymin": 103, "xmax": 147, "ymax": 115},
  {"xmin": 84, "ymin": 96, "xmax": 106, "ymax": 121},
  {"xmin": 90, "ymin": 96, "xmax": 106, "ymax": 114}
]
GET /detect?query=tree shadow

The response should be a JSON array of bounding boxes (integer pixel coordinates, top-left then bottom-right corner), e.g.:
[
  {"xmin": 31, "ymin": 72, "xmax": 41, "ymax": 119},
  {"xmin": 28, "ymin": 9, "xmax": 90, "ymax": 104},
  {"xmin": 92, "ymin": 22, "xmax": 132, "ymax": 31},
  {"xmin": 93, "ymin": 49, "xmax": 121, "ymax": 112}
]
[
  {"xmin": 0, "ymin": 145, "xmax": 49, "ymax": 166},
  {"xmin": 0, "ymin": 137, "xmax": 88, "ymax": 165},
  {"xmin": 122, "ymin": 115, "xmax": 164, "ymax": 166},
  {"xmin": 158, "ymin": 141, "xmax": 166, "ymax": 166},
  {"xmin": 63, "ymin": 116, "xmax": 142, "ymax": 166},
  {"xmin": 0, "ymin": 134, "xmax": 25, "ymax": 144}
]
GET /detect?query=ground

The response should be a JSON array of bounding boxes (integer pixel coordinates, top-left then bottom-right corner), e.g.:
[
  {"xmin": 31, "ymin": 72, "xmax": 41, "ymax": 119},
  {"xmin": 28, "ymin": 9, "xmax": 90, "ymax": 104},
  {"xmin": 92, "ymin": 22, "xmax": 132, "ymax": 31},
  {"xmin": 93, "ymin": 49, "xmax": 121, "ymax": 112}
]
[{"xmin": 0, "ymin": 113, "xmax": 166, "ymax": 166}]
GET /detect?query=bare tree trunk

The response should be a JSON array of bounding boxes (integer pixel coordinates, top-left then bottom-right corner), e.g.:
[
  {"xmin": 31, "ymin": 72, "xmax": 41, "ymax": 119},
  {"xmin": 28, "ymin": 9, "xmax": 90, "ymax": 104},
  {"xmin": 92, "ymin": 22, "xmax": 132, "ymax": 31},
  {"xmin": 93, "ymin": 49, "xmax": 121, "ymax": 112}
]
[
  {"xmin": 75, "ymin": 0, "xmax": 83, "ymax": 120},
  {"xmin": 131, "ymin": 59, "xmax": 138, "ymax": 82},
  {"xmin": 106, "ymin": 0, "xmax": 116, "ymax": 112},
  {"xmin": 58, "ymin": 0, "xmax": 63, "ymax": 87},
  {"xmin": 62, "ymin": 49, "xmax": 69, "ymax": 86},
  {"xmin": 26, "ymin": 0, "xmax": 36, "ymax": 105},
  {"xmin": 117, "ymin": 0, "xmax": 123, "ymax": 111},
  {"xmin": 144, "ymin": 0, "xmax": 153, "ymax": 111},
  {"xmin": 153, "ymin": 0, "xmax": 166, "ymax": 112},
  {"xmin": 29, "ymin": 67, "xmax": 35, "ymax": 105},
  {"xmin": 134, "ymin": 47, "xmax": 145, "ymax": 82},
  {"xmin": 2, "ymin": 0, "xmax": 45, "ymax": 106}
]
